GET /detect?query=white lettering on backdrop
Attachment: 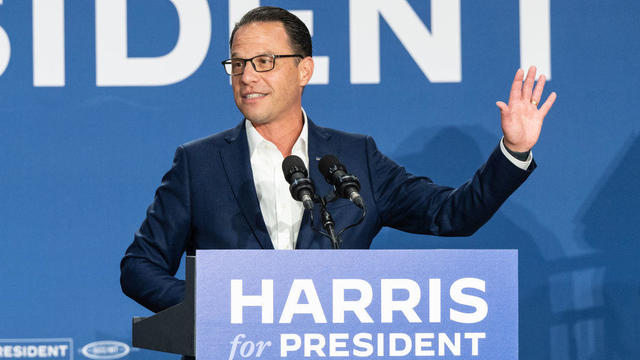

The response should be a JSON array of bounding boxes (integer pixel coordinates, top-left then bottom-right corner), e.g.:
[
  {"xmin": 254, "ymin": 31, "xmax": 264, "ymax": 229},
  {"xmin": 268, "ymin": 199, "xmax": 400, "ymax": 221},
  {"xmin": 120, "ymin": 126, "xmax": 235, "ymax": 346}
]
[{"xmin": 0, "ymin": 0, "xmax": 551, "ymax": 86}]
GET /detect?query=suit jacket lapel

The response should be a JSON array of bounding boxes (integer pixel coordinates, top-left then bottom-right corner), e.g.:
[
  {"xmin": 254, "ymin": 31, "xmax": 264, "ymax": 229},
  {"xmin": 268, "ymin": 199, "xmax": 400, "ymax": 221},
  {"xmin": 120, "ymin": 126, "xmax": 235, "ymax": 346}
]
[
  {"xmin": 296, "ymin": 118, "xmax": 337, "ymax": 249},
  {"xmin": 219, "ymin": 121, "xmax": 274, "ymax": 249}
]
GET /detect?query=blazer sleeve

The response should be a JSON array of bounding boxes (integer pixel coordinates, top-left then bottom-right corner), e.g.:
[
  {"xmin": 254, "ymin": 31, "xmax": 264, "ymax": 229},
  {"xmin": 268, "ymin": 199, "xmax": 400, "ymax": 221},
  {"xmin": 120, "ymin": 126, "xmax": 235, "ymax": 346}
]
[
  {"xmin": 365, "ymin": 136, "xmax": 535, "ymax": 236},
  {"xmin": 120, "ymin": 145, "xmax": 192, "ymax": 312}
]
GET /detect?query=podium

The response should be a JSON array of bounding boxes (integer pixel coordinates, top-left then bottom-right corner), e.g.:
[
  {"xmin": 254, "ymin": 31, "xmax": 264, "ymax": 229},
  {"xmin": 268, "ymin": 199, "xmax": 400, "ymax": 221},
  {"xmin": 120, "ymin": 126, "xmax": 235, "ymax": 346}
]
[
  {"xmin": 131, "ymin": 256, "xmax": 196, "ymax": 356},
  {"xmin": 131, "ymin": 250, "xmax": 518, "ymax": 359}
]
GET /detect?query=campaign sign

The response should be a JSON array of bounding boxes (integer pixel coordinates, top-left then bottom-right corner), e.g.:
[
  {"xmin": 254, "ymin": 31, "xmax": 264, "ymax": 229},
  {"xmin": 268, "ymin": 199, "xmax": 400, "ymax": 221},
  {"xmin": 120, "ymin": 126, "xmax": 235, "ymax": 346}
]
[
  {"xmin": 0, "ymin": 338, "xmax": 73, "ymax": 360},
  {"xmin": 196, "ymin": 250, "xmax": 517, "ymax": 359}
]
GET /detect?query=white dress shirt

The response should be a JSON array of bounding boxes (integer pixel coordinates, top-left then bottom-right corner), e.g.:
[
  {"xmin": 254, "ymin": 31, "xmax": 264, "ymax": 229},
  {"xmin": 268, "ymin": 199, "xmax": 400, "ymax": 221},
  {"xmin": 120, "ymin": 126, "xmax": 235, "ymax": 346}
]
[
  {"xmin": 500, "ymin": 136, "xmax": 533, "ymax": 170},
  {"xmin": 245, "ymin": 109, "xmax": 309, "ymax": 250},
  {"xmin": 246, "ymin": 109, "xmax": 531, "ymax": 249}
]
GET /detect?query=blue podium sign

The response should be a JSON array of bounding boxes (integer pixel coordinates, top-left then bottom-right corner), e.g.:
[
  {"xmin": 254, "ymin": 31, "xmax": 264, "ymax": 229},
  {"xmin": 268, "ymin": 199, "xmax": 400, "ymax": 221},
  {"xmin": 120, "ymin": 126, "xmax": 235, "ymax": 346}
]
[{"xmin": 196, "ymin": 250, "xmax": 517, "ymax": 359}]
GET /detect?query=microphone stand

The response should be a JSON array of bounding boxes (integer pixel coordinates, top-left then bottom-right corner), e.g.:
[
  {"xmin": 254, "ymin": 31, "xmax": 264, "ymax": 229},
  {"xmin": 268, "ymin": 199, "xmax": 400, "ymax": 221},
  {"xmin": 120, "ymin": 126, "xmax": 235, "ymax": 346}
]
[
  {"xmin": 308, "ymin": 192, "xmax": 366, "ymax": 250},
  {"xmin": 318, "ymin": 197, "xmax": 341, "ymax": 249}
]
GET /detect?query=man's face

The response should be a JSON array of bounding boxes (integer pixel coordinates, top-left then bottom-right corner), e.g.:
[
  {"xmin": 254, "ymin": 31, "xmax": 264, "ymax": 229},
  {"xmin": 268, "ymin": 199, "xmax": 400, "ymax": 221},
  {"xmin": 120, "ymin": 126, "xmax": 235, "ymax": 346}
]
[{"xmin": 230, "ymin": 22, "xmax": 312, "ymax": 126}]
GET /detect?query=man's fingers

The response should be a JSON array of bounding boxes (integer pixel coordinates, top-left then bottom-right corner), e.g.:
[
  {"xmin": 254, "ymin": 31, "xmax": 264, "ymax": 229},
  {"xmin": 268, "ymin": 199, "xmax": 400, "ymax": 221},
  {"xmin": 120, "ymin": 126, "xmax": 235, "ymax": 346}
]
[
  {"xmin": 521, "ymin": 66, "xmax": 536, "ymax": 101},
  {"xmin": 531, "ymin": 74, "xmax": 546, "ymax": 104},
  {"xmin": 539, "ymin": 92, "xmax": 557, "ymax": 117},
  {"xmin": 508, "ymin": 69, "xmax": 524, "ymax": 103},
  {"xmin": 496, "ymin": 101, "xmax": 508, "ymax": 112}
]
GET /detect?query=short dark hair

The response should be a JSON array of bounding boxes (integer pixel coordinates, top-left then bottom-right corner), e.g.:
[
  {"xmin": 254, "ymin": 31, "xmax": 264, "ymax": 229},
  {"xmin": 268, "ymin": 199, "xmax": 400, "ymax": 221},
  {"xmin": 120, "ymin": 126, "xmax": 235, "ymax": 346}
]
[{"xmin": 229, "ymin": 6, "xmax": 312, "ymax": 58}]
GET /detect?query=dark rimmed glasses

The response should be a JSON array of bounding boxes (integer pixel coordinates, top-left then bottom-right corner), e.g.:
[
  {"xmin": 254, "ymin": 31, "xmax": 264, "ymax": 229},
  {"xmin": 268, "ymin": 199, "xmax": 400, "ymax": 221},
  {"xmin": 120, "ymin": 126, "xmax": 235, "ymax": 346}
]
[{"xmin": 221, "ymin": 54, "xmax": 303, "ymax": 75}]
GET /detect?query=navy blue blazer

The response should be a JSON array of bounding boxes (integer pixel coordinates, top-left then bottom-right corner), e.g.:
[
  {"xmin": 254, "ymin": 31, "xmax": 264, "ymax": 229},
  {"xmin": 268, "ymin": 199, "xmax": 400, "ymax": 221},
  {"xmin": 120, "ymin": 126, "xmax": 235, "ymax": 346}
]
[{"xmin": 121, "ymin": 119, "xmax": 534, "ymax": 312}]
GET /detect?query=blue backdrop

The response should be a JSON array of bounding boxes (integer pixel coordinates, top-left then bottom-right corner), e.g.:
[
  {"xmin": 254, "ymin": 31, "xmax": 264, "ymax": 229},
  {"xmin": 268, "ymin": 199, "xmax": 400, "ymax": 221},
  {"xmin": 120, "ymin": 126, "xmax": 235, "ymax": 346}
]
[{"xmin": 1, "ymin": 1, "xmax": 638, "ymax": 359}]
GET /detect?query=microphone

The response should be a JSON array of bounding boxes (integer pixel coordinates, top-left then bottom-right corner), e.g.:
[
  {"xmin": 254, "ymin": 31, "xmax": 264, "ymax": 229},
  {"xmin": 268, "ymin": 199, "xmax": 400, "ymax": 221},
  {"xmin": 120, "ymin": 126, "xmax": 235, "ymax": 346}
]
[
  {"xmin": 282, "ymin": 155, "xmax": 315, "ymax": 210},
  {"xmin": 318, "ymin": 155, "xmax": 365, "ymax": 209}
]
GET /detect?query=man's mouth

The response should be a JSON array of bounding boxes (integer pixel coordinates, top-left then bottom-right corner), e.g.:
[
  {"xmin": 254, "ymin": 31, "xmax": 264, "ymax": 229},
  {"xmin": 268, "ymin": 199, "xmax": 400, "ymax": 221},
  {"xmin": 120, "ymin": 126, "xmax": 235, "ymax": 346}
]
[{"xmin": 244, "ymin": 93, "xmax": 267, "ymax": 99}]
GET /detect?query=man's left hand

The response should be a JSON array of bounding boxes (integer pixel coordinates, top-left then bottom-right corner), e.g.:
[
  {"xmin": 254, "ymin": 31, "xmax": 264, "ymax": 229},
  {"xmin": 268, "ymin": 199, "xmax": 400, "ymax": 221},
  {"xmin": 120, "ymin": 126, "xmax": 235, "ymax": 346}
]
[{"xmin": 497, "ymin": 66, "xmax": 557, "ymax": 152}]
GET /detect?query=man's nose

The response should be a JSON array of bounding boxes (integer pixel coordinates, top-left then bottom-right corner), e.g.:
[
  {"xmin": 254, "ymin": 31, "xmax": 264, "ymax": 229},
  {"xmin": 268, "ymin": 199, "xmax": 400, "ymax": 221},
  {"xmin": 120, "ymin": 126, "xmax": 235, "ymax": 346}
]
[{"xmin": 240, "ymin": 62, "xmax": 259, "ymax": 84}]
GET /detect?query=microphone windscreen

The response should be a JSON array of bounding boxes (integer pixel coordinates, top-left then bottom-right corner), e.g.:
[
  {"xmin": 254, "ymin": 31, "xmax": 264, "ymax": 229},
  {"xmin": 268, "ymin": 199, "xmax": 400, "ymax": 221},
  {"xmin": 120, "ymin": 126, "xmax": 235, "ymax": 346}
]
[
  {"xmin": 318, "ymin": 154, "xmax": 341, "ymax": 180},
  {"xmin": 282, "ymin": 155, "xmax": 307, "ymax": 183}
]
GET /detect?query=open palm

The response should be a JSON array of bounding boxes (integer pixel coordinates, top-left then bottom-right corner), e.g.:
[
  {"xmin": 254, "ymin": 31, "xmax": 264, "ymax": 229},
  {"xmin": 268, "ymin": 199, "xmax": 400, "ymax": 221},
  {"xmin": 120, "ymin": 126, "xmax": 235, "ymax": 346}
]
[{"xmin": 497, "ymin": 66, "xmax": 557, "ymax": 152}]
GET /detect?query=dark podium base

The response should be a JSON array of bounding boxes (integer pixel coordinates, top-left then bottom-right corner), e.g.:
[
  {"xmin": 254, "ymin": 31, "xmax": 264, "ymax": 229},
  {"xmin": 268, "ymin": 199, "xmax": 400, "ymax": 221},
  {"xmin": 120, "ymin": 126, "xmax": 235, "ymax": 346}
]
[{"xmin": 132, "ymin": 256, "xmax": 195, "ymax": 357}]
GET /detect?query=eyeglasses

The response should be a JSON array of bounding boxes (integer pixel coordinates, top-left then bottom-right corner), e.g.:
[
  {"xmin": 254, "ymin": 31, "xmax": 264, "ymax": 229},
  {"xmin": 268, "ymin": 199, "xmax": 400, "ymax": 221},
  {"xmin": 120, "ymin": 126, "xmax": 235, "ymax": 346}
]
[{"xmin": 221, "ymin": 54, "xmax": 303, "ymax": 75}]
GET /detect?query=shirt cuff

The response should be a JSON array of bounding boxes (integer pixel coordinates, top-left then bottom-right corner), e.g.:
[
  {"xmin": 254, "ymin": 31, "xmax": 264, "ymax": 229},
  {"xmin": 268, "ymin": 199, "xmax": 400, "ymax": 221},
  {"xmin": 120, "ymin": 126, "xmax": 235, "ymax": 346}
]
[{"xmin": 500, "ymin": 137, "xmax": 533, "ymax": 170}]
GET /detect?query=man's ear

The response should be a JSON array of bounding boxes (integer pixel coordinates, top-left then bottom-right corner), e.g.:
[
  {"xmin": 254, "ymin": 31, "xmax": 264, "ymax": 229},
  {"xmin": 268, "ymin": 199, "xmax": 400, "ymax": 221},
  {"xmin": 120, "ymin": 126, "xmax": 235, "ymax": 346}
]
[{"xmin": 298, "ymin": 56, "xmax": 314, "ymax": 86}]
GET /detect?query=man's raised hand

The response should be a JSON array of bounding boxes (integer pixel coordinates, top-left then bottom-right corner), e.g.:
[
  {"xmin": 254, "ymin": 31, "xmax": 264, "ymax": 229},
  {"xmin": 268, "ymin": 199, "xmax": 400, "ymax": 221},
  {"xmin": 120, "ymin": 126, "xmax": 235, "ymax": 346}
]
[{"xmin": 496, "ymin": 66, "xmax": 557, "ymax": 152}]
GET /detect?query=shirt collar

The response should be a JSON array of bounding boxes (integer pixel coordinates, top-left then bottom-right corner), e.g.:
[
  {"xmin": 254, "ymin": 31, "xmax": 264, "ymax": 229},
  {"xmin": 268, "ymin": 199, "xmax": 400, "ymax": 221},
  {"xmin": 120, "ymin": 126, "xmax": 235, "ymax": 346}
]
[{"xmin": 245, "ymin": 108, "xmax": 309, "ymax": 159}]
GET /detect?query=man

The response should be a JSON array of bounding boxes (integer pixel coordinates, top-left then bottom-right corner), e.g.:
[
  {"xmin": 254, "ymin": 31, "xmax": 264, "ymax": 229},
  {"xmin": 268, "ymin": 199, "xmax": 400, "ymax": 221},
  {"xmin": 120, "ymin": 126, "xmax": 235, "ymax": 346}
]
[{"xmin": 121, "ymin": 6, "xmax": 556, "ymax": 313}]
